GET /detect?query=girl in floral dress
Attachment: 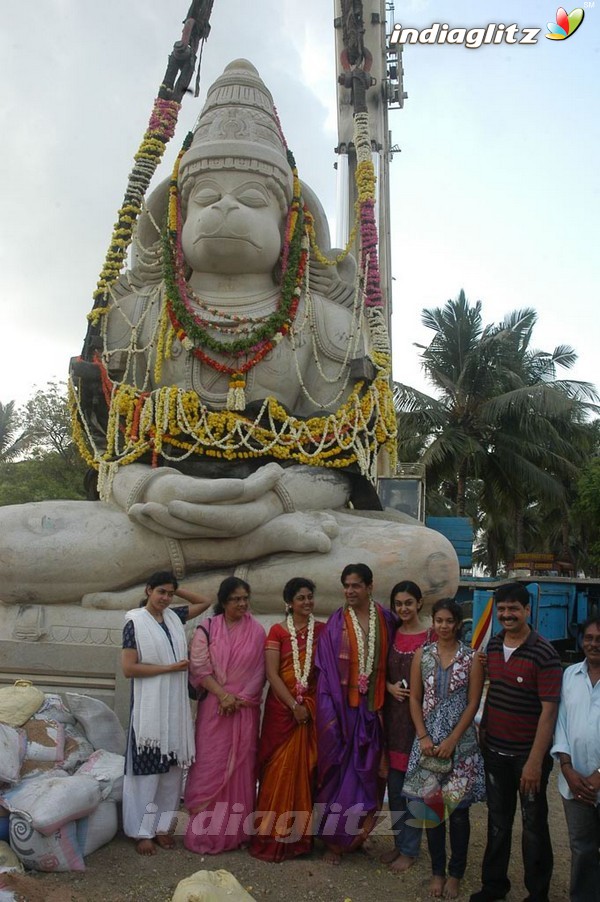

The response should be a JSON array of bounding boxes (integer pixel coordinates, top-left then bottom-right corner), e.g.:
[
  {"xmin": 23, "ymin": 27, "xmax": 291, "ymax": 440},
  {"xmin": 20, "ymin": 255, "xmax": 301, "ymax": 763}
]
[{"xmin": 403, "ymin": 598, "xmax": 485, "ymax": 899}]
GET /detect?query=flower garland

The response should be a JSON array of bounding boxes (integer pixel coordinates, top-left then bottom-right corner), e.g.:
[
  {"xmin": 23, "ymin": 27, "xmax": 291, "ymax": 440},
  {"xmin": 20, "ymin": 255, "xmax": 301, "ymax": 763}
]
[
  {"xmin": 305, "ymin": 206, "xmax": 359, "ymax": 267},
  {"xmin": 354, "ymin": 112, "xmax": 384, "ymax": 310},
  {"xmin": 347, "ymin": 601, "xmax": 377, "ymax": 694},
  {"xmin": 69, "ymin": 356, "xmax": 397, "ymax": 491},
  {"xmin": 88, "ymin": 97, "xmax": 181, "ymax": 324},
  {"xmin": 287, "ymin": 613, "xmax": 316, "ymax": 703}
]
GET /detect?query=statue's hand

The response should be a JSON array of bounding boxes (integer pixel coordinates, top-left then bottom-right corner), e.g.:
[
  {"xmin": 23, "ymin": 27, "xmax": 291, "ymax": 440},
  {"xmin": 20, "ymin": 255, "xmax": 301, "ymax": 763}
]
[
  {"xmin": 308, "ymin": 251, "xmax": 356, "ymax": 309},
  {"xmin": 127, "ymin": 463, "xmax": 285, "ymax": 538}
]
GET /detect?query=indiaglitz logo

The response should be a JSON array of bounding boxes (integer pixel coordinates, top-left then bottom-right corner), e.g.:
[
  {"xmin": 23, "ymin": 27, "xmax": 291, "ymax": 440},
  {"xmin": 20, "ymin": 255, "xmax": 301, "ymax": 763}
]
[
  {"xmin": 389, "ymin": 7, "xmax": 588, "ymax": 49},
  {"xmin": 389, "ymin": 22, "xmax": 542, "ymax": 48},
  {"xmin": 545, "ymin": 7, "xmax": 585, "ymax": 39}
]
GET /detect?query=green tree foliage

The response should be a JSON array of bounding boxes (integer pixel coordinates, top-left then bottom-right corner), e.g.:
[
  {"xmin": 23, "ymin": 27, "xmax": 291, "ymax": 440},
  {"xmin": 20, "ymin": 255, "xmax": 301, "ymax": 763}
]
[
  {"xmin": 0, "ymin": 455, "xmax": 87, "ymax": 505},
  {"xmin": 21, "ymin": 382, "xmax": 81, "ymax": 464},
  {"xmin": 575, "ymin": 448, "xmax": 600, "ymax": 573},
  {"xmin": 0, "ymin": 383, "xmax": 87, "ymax": 506},
  {"xmin": 395, "ymin": 291, "xmax": 598, "ymax": 574},
  {"xmin": 0, "ymin": 400, "xmax": 32, "ymax": 462}
]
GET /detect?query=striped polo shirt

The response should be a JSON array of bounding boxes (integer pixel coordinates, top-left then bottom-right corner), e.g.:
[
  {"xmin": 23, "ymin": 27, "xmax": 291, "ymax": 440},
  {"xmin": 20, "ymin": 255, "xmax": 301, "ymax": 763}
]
[{"xmin": 482, "ymin": 629, "xmax": 562, "ymax": 756}]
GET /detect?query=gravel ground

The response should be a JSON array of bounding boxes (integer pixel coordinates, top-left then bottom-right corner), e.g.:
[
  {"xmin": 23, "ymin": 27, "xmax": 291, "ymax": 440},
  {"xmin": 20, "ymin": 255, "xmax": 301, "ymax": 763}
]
[{"xmin": 3, "ymin": 779, "xmax": 572, "ymax": 902}]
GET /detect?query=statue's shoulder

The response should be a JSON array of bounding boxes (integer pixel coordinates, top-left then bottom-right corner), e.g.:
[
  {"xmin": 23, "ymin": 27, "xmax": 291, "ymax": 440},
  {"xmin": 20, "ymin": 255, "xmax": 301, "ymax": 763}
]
[
  {"xmin": 308, "ymin": 292, "xmax": 364, "ymax": 363},
  {"xmin": 105, "ymin": 281, "xmax": 162, "ymax": 351}
]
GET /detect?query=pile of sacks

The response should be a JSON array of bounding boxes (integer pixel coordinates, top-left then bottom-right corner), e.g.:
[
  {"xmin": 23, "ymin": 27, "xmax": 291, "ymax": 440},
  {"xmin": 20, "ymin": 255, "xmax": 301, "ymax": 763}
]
[{"xmin": 0, "ymin": 680, "xmax": 126, "ymax": 872}]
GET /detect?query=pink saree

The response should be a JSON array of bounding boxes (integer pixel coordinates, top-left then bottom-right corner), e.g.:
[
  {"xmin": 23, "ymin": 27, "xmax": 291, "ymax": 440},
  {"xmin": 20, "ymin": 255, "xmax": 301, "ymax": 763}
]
[{"xmin": 184, "ymin": 613, "xmax": 265, "ymax": 854}]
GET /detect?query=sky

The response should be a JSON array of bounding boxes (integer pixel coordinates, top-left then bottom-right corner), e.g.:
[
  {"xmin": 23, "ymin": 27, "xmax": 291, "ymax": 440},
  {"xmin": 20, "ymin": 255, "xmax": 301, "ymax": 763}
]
[{"xmin": 1, "ymin": 0, "xmax": 598, "ymax": 408}]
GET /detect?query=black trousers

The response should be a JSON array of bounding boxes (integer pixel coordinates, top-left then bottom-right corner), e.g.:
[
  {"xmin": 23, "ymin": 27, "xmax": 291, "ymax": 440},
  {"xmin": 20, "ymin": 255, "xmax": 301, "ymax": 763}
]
[
  {"xmin": 480, "ymin": 748, "xmax": 554, "ymax": 901},
  {"xmin": 427, "ymin": 805, "xmax": 470, "ymax": 878}
]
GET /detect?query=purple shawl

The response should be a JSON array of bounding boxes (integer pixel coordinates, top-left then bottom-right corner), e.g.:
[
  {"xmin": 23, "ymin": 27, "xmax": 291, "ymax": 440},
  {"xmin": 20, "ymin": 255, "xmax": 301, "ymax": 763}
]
[{"xmin": 315, "ymin": 604, "xmax": 395, "ymax": 848}]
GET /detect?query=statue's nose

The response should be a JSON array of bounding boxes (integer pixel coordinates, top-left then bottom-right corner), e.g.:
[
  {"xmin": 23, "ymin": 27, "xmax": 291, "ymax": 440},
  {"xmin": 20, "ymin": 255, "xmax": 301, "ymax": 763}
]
[{"xmin": 215, "ymin": 194, "xmax": 238, "ymax": 213}]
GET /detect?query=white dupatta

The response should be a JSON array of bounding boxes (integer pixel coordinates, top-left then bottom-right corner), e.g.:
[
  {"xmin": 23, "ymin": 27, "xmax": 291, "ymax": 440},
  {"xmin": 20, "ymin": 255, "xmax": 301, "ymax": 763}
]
[{"xmin": 125, "ymin": 607, "xmax": 195, "ymax": 766}]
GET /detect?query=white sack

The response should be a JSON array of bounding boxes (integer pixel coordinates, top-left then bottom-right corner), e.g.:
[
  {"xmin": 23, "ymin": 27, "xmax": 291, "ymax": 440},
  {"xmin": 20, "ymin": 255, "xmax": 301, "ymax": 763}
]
[
  {"xmin": 0, "ymin": 773, "xmax": 102, "ymax": 836},
  {"xmin": 65, "ymin": 693, "xmax": 126, "ymax": 755},
  {"xmin": 9, "ymin": 815, "xmax": 84, "ymax": 872}
]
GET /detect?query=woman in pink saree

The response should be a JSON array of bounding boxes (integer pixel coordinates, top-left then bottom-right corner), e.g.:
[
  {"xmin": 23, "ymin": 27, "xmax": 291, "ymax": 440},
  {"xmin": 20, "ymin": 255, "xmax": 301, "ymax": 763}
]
[{"xmin": 184, "ymin": 576, "xmax": 266, "ymax": 854}]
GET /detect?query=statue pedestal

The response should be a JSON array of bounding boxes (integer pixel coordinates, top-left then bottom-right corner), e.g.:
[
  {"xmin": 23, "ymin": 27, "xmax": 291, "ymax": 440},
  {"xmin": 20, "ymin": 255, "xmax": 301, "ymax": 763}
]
[
  {"xmin": 0, "ymin": 602, "xmax": 129, "ymax": 725},
  {"xmin": 0, "ymin": 602, "xmax": 285, "ymax": 728}
]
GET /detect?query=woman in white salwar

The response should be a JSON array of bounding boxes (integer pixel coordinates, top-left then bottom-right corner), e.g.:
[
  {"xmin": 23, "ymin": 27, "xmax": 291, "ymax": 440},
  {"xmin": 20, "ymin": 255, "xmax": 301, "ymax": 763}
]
[{"xmin": 121, "ymin": 570, "xmax": 211, "ymax": 855}]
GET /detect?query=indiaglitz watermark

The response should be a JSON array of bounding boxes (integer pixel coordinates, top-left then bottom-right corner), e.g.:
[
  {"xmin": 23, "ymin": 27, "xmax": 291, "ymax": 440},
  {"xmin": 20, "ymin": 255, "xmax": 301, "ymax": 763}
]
[
  {"xmin": 389, "ymin": 22, "xmax": 542, "ymax": 49},
  {"xmin": 140, "ymin": 798, "xmax": 456, "ymax": 843},
  {"xmin": 389, "ymin": 7, "xmax": 588, "ymax": 48}
]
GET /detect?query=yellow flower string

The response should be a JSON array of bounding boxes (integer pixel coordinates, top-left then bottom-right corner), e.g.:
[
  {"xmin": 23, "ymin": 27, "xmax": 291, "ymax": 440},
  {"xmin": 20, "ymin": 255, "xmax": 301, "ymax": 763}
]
[
  {"xmin": 90, "ymin": 98, "xmax": 180, "ymax": 313},
  {"xmin": 305, "ymin": 206, "xmax": 360, "ymax": 266}
]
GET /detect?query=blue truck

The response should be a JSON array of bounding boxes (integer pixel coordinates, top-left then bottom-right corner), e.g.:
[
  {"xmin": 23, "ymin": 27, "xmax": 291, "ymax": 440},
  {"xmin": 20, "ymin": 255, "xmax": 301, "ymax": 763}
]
[
  {"xmin": 426, "ymin": 516, "xmax": 600, "ymax": 660},
  {"xmin": 378, "ymin": 476, "xmax": 600, "ymax": 658}
]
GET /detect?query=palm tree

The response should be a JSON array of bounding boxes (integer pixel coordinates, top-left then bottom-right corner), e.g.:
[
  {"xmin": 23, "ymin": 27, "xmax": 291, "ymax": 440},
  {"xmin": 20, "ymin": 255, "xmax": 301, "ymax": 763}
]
[
  {"xmin": 394, "ymin": 291, "xmax": 598, "ymax": 571},
  {"xmin": 0, "ymin": 401, "xmax": 32, "ymax": 462}
]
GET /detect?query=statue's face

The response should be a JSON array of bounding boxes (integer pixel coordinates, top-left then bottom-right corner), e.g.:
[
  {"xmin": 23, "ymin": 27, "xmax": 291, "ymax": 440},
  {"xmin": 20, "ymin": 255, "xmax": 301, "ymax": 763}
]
[{"xmin": 181, "ymin": 170, "xmax": 284, "ymax": 275}]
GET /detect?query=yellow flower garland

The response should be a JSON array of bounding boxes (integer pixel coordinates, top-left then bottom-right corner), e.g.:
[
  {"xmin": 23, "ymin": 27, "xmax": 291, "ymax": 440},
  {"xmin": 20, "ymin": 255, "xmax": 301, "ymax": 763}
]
[{"xmin": 70, "ymin": 366, "xmax": 397, "ymax": 492}]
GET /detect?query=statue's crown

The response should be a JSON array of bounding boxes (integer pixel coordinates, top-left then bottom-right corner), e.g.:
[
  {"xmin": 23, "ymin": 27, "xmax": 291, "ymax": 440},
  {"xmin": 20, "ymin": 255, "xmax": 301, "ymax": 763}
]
[{"xmin": 179, "ymin": 59, "xmax": 293, "ymax": 203}]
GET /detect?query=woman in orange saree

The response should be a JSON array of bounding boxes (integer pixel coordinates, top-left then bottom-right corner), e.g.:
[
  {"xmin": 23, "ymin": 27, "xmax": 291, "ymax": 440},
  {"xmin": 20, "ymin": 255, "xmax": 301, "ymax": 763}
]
[{"xmin": 249, "ymin": 578, "xmax": 325, "ymax": 862}]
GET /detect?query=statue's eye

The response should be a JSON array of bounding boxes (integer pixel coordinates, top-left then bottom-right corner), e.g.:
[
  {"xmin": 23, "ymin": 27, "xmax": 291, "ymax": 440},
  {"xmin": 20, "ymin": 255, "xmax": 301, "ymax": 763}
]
[
  {"xmin": 192, "ymin": 188, "xmax": 221, "ymax": 206},
  {"xmin": 236, "ymin": 189, "xmax": 269, "ymax": 208}
]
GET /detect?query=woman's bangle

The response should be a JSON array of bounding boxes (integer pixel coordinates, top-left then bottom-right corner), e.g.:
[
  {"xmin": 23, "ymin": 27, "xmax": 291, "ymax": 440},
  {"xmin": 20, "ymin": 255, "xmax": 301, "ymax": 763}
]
[
  {"xmin": 560, "ymin": 760, "xmax": 572, "ymax": 770},
  {"xmin": 291, "ymin": 701, "xmax": 298, "ymax": 710},
  {"xmin": 417, "ymin": 733, "xmax": 430, "ymax": 741}
]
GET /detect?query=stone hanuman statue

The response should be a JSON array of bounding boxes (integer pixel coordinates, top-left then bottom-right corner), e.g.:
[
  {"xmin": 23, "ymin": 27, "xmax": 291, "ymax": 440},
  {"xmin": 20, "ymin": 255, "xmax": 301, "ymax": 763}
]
[{"xmin": 1, "ymin": 61, "xmax": 457, "ymax": 611}]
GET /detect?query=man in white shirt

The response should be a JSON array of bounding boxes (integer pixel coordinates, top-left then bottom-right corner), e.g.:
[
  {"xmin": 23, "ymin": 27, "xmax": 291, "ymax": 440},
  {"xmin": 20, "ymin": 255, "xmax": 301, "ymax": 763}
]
[{"xmin": 551, "ymin": 616, "xmax": 600, "ymax": 902}]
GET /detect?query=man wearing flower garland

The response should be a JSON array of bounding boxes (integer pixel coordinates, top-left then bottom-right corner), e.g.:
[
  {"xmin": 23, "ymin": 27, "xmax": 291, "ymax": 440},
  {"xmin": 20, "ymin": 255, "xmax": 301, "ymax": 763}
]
[{"xmin": 314, "ymin": 563, "xmax": 396, "ymax": 863}]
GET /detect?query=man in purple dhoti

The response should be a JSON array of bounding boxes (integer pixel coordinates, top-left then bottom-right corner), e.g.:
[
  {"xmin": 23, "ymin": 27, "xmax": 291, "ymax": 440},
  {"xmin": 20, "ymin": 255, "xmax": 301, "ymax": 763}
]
[{"xmin": 315, "ymin": 563, "xmax": 396, "ymax": 863}]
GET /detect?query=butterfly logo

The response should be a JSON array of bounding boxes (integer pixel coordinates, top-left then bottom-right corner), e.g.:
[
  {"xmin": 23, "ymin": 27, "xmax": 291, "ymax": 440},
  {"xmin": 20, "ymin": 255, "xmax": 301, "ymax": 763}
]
[
  {"xmin": 405, "ymin": 797, "xmax": 445, "ymax": 829},
  {"xmin": 546, "ymin": 7, "xmax": 585, "ymax": 39}
]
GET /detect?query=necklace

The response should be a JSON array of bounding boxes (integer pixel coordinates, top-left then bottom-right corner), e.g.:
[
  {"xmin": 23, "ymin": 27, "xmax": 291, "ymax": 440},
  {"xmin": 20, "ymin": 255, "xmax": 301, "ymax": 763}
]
[
  {"xmin": 287, "ymin": 613, "xmax": 315, "ymax": 703},
  {"xmin": 347, "ymin": 602, "xmax": 377, "ymax": 694},
  {"xmin": 162, "ymin": 143, "xmax": 308, "ymax": 410}
]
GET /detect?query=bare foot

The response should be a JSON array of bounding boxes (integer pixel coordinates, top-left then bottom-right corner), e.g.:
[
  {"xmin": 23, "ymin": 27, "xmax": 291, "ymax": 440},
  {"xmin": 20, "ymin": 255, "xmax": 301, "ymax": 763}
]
[
  {"xmin": 323, "ymin": 849, "xmax": 342, "ymax": 865},
  {"xmin": 380, "ymin": 847, "xmax": 400, "ymax": 864},
  {"xmin": 443, "ymin": 877, "xmax": 461, "ymax": 899},
  {"xmin": 154, "ymin": 834, "xmax": 175, "ymax": 850},
  {"xmin": 358, "ymin": 837, "xmax": 375, "ymax": 856},
  {"xmin": 136, "ymin": 838, "xmax": 157, "ymax": 856},
  {"xmin": 389, "ymin": 853, "xmax": 416, "ymax": 874},
  {"xmin": 430, "ymin": 876, "xmax": 445, "ymax": 898}
]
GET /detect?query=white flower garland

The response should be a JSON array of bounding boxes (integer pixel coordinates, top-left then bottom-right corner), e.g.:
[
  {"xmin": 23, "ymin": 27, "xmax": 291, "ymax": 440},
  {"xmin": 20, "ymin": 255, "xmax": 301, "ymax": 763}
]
[
  {"xmin": 287, "ymin": 612, "xmax": 315, "ymax": 702},
  {"xmin": 347, "ymin": 601, "xmax": 377, "ymax": 694}
]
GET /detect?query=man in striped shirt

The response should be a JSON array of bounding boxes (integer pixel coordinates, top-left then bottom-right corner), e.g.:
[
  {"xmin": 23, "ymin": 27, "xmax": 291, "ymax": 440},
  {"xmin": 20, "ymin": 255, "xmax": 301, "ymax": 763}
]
[{"xmin": 470, "ymin": 583, "xmax": 562, "ymax": 902}]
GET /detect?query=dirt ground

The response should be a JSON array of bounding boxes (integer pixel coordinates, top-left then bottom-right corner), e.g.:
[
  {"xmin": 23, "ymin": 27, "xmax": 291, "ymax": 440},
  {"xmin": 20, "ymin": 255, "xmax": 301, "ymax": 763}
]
[{"xmin": 3, "ymin": 779, "xmax": 573, "ymax": 902}]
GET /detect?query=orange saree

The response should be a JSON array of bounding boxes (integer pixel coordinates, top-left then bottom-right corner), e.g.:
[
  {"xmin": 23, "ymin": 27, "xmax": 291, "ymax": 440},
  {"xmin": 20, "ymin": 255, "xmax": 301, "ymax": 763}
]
[{"xmin": 249, "ymin": 621, "xmax": 325, "ymax": 861}]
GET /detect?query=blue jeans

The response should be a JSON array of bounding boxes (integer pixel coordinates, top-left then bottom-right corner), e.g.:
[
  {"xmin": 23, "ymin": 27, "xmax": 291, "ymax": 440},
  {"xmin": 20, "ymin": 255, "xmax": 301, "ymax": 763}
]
[
  {"xmin": 427, "ymin": 805, "xmax": 471, "ymax": 878},
  {"xmin": 562, "ymin": 796, "xmax": 600, "ymax": 902},
  {"xmin": 388, "ymin": 767, "xmax": 421, "ymax": 858},
  {"xmin": 480, "ymin": 748, "xmax": 553, "ymax": 902}
]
